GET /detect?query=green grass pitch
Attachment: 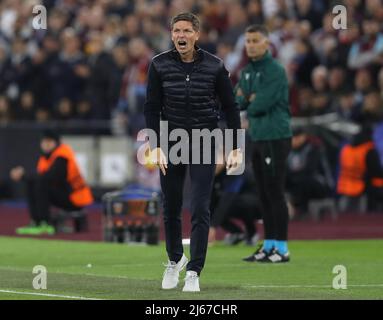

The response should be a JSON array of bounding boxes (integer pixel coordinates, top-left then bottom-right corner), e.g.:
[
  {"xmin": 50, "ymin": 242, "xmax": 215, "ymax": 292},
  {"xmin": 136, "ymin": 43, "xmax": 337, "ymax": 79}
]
[{"xmin": 0, "ymin": 236, "xmax": 382, "ymax": 300}]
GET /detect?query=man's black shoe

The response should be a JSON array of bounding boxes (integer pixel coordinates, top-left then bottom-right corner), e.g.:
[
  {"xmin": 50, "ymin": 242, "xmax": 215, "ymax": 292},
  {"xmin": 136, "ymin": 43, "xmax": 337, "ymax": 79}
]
[
  {"xmin": 267, "ymin": 250, "xmax": 290, "ymax": 263},
  {"xmin": 242, "ymin": 244, "xmax": 273, "ymax": 262}
]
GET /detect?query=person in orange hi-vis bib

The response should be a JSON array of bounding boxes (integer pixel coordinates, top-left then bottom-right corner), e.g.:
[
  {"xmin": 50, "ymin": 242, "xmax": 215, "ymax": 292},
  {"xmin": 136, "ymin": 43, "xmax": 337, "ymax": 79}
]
[{"xmin": 10, "ymin": 129, "xmax": 93, "ymax": 235}]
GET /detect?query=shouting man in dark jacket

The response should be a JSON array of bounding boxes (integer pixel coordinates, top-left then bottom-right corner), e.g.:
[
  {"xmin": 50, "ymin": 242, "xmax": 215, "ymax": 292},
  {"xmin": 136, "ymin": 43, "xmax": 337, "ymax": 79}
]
[{"xmin": 144, "ymin": 12, "xmax": 242, "ymax": 292}]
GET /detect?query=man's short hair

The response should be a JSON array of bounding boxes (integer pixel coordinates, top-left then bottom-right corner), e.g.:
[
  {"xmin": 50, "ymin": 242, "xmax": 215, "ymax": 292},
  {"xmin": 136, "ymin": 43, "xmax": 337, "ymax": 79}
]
[
  {"xmin": 171, "ymin": 12, "xmax": 200, "ymax": 32},
  {"xmin": 245, "ymin": 24, "xmax": 269, "ymax": 37},
  {"xmin": 41, "ymin": 129, "xmax": 60, "ymax": 143}
]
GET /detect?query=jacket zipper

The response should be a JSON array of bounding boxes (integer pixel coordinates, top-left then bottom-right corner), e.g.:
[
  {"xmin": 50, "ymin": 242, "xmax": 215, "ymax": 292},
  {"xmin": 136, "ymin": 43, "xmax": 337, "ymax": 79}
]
[
  {"xmin": 186, "ymin": 68, "xmax": 195, "ymax": 128},
  {"xmin": 186, "ymin": 74, "xmax": 191, "ymax": 127},
  {"xmin": 184, "ymin": 61, "xmax": 197, "ymax": 128}
]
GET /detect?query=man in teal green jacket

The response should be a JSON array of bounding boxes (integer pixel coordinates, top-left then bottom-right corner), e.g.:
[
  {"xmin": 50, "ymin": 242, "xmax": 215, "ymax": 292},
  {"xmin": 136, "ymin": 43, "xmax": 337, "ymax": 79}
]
[{"xmin": 236, "ymin": 25, "xmax": 292, "ymax": 263}]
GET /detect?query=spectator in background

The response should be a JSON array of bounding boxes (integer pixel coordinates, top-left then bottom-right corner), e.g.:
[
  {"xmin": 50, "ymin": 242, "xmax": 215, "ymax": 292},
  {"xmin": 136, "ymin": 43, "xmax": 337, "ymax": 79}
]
[
  {"xmin": 46, "ymin": 8, "xmax": 68, "ymax": 38},
  {"xmin": 30, "ymin": 29, "xmax": 85, "ymax": 117},
  {"xmin": 328, "ymin": 67, "xmax": 348, "ymax": 112},
  {"xmin": 310, "ymin": 12, "xmax": 338, "ymax": 64},
  {"xmin": 35, "ymin": 108, "xmax": 50, "ymax": 123},
  {"xmin": 295, "ymin": 86, "xmax": 314, "ymax": 116},
  {"xmin": 109, "ymin": 42, "xmax": 129, "ymax": 134},
  {"xmin": 291, "ymin": 39, "xmax": 320, "ymax": 87},
  {"xmin": 348, "ymin": 17, "xmax": 383, "ymax": 70},
  {"xmin": 247, "ymin": 0, "xmax": 264, "ymax": 25},
  {"xmin": 196, "ymin": 25, "xmax": 217, "ymax": 54},
  {"xmin": 74, "ymin": 98, "xmax": 92, "ymax": 120},
  {"xmin": 14, "ymin": 90, "xmax": 35, "ymax": 121},
  {"xmin": 142, "ymin": 17, "xmax": 171, "ymax": 54},
  {"xmin": 56, "ymin": 28, "xmax": 87, "ymax": 104},
  {"xmin": 297, "ymin": 20, "xmax": 312, "ymax": 42},
  {"xmin": 353, "ymin": 68, "xmax": 375, "ymax": 113},
  {"xmin": 365, "ymin": 0, "xmax": 383, "ymax": 22},
  {"xmin": 328, "ymin": 67, "xmax": 347, "ymax": 98},
  {"xmin": 337, "ymin": 22, "xmax": 361, "ymax": 68},
  {"xmin": 103, "ymin": 15, "xmax": 123, "ymax": 51},
  {"xmin": 285, "ymin": 128, "xmax": 334, "ymax": 218},
  {"xmin": 361, "ymin": 91, "xmax": 383, "ymax": 123},
  {"xmin": 343, "ymin": 0, "xmax": 364, "ymax": 24},
  {"xmin": 310, "ymin": 65, "xmax": 331, "ymax": 115},
  {"xmin": 336, "ymin": 89, "xmax": 360, "ymax": 122},
  {"xmin": 294, "ymin": 0, "xmax": 324, "ymax": 31},
  {"xmin": 55, "ymin": 97, "xmax": 73, "ymax": 121},
  {"xmin": 220, "ymin": 1, "xmax": 248, "ymax": 47},
  {"xmin": 82, "ymin": 31, "xmax": 117, "ymax": 120},
  {"xmin": 3, "ymin": 37, "xmax": 32, "ymax": 101},
  {"xmin": 36, "ymin": 33, "xmax": 61, "ymax": 112},
  {"xmin": 216, "ymin": 40, "xmax": 241, "ymax": 75},
  {"xmin": 119, "ymin": 14, "xmax": 141, "ymax": 43}
]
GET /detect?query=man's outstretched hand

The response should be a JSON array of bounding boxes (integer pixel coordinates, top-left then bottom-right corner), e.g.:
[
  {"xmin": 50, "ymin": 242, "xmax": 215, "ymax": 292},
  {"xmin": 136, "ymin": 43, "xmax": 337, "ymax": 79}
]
[
  {"xmin": 226, "ymin": 148, "xmax": 243, "ymax": 175},
  {"xmin": 150, "ymin": 147, "xmax": 168, "ymax": 176}
]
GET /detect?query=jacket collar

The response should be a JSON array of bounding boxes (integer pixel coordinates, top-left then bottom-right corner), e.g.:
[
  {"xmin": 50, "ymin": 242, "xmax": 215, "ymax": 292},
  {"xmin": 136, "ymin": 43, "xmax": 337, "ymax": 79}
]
[
  {"xmin": 170, "ymin": 45, "xmax": 203, "ymax": 63},
  {"xmin": 250, "ymin": 50, "xmax": 272, "ymax": 67}
]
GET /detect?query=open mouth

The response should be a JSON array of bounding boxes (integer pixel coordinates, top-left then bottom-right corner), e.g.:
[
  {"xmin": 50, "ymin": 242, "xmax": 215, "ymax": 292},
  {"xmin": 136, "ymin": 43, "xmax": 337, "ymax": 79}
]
[{"xmin": 178, "ymin": 40, "xmax": 187, "ymax": 49}]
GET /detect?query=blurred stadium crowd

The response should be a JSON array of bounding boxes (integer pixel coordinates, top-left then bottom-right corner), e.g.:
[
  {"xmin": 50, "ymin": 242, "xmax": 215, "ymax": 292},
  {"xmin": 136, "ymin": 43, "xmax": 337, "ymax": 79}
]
[
  {"xmin": 1, "ymin": 0, "xmax": 383, "ymax": 220},
  {"xmin": 0, "ymin": 0, "xmax": 382, "ymax": 127}
]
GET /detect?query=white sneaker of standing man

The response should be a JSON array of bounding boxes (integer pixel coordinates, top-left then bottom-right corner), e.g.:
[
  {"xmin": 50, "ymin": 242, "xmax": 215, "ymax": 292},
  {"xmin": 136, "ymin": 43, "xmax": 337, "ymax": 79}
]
[
  {"xmin": 162, "ymin": 254, "xmax": 188, "ymax": 289},
  {"xmin": 182, "ymin": 270, "xmax": 200, "ymax": 292}
]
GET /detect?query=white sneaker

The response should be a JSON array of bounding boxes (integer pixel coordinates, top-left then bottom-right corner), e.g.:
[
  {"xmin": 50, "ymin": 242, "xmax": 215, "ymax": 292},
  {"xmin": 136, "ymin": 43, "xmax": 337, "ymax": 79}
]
[
  {"xmin": 182, "ymin": 271, "xmax": 200, "ymax": 292},
  {"xmin": 161, "ymin": 254, "xmax": 188, "ymax": 289}
]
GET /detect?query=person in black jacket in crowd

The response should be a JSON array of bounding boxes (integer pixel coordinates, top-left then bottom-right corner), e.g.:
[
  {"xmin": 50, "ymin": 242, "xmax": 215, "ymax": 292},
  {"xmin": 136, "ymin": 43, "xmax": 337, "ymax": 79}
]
[
  {"xmin": 144, "ymin": 12, "xmax": 242, "ymax": 292},
  {"xmin": 80, "ymin": 31, "xmax": 120, "ymax": 121},
  {"xmin": 209, "ymin": 161, "xmax": 261, "ymax": 246},
  {"xmin": 285, "ymin": 127, "xmax": 334, "ymax": 218}
]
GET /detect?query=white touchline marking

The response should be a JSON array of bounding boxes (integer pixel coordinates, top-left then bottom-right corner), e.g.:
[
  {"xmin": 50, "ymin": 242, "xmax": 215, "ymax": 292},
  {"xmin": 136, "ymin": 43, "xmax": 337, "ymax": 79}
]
[
  {"xmin": 244, "ymin": 284, "xmax": 383, "ymax": 288},
  {"xmin": 0, "ymin": 289, "xmax": 104, "ymax": 300}
]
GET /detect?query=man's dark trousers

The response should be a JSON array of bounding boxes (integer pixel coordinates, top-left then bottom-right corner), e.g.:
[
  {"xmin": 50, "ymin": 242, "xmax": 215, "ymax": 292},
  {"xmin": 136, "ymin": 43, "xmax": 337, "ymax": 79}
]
[
  {"xmin": 160, "ymin": 145, "xmax": 216, "ymax": 275},
  {"xmin": 252, "ymin": 138, "xmax": 291, "ymax": 241}
]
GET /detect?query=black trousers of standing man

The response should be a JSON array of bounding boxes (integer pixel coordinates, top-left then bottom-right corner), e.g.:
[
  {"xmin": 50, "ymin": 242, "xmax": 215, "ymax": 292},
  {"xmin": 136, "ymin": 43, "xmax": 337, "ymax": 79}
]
[
  {"xmin": 160, "ymin": 141, "xmax": 216, "ymax": 275},
  {"xmin": 252, "ymin": 138, "xmax": 291, "ymax": 241}
]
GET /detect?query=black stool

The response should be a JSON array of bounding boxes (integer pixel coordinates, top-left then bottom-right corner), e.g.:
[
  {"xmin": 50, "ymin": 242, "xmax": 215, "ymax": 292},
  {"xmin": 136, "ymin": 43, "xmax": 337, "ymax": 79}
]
[{"xmin": 52, "ymin": 209, "xmax": 88, "ymax": 233}]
